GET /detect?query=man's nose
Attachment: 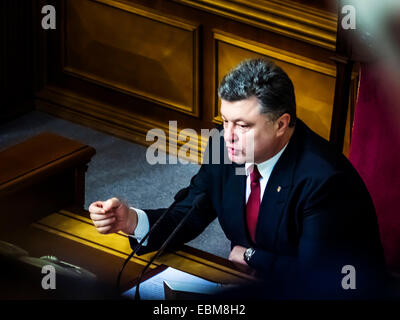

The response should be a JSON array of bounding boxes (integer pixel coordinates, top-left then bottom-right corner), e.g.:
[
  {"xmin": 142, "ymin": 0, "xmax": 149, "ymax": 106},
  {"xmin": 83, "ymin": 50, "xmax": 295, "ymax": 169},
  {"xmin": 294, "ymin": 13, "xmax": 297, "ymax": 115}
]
[{"xmin": 224, "ymin": 124, "xmax": 237, "ymax": 143}]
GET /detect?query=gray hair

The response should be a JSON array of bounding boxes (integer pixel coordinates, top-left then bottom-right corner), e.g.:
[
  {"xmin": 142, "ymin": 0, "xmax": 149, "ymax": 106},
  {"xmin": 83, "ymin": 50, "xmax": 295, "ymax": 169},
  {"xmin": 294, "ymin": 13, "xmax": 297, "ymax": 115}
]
[{"xmin": 218, "ymin": 58, "xmax": 296, "ymax": 127}]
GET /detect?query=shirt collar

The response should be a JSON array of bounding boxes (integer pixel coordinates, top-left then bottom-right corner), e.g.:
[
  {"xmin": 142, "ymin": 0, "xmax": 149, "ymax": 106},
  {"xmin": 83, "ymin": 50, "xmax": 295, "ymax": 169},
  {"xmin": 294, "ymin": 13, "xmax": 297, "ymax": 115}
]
[{"xmin": 245, "ymin": 143, "xmax": 288, "ymax": 178}]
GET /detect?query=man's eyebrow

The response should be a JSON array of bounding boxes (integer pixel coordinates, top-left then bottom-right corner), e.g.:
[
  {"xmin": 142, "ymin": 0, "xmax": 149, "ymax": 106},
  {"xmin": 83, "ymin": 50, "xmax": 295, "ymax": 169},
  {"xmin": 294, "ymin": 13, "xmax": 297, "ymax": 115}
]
[{"xmin": 220, "ymin": 113, "xmax": 247, "ymax": 123}]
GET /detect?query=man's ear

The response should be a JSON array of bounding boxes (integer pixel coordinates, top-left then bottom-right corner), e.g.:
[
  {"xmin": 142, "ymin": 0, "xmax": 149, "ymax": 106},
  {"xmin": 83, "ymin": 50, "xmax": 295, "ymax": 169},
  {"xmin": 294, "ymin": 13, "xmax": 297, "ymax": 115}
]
[{"xmin": 276, "ymin": 113, "xmax": 291, "ymax": 136}]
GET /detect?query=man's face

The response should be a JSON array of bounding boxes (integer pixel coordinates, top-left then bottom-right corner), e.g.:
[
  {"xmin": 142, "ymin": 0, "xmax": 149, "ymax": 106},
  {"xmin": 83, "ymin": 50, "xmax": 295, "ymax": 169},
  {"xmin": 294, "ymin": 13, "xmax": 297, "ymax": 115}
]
[{"xmin": 221, "ymin": 96, "xmax": 279, "ymax": 164}]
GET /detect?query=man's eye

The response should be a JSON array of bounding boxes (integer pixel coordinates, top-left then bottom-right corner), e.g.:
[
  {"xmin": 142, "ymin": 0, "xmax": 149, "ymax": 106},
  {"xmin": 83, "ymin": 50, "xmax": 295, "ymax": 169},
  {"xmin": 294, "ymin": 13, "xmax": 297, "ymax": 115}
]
[{"xmin": 238, "ymin": 124, "xmax": 249, "ymax": 128}]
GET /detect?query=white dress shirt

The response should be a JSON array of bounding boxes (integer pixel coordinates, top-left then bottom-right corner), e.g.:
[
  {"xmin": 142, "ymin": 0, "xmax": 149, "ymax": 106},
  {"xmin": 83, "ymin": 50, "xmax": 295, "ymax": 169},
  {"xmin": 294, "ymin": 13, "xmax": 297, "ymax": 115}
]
[
  {"xmin": 245, "ymin": 144, "xmax": 287, "ymax": 203},
  {"xmin": 130, "ymin": 144, "xmax": 288, "ymax": 245}
]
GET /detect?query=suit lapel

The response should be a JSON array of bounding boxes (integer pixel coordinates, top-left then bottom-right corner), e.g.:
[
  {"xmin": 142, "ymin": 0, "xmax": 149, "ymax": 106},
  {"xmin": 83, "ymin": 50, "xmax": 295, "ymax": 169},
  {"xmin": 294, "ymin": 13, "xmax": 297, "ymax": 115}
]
[{"xmin": 254, "ymin": 121, "xmax": 304, "ymax": 248}]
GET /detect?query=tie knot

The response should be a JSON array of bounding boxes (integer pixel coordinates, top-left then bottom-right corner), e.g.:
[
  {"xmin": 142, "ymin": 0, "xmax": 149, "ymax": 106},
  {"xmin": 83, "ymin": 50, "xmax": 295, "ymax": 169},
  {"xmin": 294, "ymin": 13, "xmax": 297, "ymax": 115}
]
[{"xmin": 250, "ymin": 165, "xmax": 261, "ymax": 183}]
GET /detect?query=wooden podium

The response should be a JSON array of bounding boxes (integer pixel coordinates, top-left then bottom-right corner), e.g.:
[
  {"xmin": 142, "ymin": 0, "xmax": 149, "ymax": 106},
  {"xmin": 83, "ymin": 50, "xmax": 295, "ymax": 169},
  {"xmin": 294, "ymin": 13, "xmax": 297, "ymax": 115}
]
[{"xmin": 0, "ymin": 133, "xmax": 251, "ymax": 299}]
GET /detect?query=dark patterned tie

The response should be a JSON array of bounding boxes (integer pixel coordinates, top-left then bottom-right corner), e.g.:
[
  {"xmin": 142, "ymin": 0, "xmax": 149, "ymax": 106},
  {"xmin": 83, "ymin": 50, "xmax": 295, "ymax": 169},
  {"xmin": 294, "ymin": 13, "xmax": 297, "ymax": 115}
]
[{"xmin": 246, "ymin": 165, "xmax": 261, "ymax": 243}]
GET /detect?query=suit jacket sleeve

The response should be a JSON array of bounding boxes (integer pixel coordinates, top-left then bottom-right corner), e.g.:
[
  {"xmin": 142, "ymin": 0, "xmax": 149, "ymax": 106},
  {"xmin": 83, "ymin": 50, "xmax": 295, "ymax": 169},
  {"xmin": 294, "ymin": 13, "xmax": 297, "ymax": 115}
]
[{"xmin": 128, "ymin": 152, "xmax": 219, "ymax": 256}]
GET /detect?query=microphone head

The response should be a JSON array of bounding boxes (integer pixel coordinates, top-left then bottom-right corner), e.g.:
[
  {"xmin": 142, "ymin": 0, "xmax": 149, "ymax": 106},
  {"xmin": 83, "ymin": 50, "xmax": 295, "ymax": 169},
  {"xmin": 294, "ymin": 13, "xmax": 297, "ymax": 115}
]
[{"xmin": 174, "ymin": 187, "xmax": 190, "ymax": 201}]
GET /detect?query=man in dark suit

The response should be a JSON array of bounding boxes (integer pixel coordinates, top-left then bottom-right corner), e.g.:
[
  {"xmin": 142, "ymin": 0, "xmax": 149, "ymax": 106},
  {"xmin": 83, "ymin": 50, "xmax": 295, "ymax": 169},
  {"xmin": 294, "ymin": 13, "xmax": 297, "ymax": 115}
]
[{"xmin": 89, "ymin": 59, "xmax": 386, "ymax": 298}]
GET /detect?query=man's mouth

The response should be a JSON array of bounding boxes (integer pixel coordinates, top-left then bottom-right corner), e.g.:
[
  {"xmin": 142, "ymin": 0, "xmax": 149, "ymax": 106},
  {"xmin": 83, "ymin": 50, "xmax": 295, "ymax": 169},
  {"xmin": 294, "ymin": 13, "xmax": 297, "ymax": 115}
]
[{"xmin": 227, "ymin": 147, "xmax": 240, "ymax": 156}]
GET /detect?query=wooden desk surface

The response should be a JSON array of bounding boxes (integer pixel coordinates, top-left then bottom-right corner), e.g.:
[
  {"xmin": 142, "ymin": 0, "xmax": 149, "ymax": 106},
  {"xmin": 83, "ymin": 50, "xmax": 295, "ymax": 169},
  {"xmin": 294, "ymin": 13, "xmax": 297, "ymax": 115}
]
[
  {"xmin": 1, "ymin": 206, "xmax": 253, "ymax": 299},
  {"xmin": 0, "ymin": 132, "xmax": 95, "ymax": 189}
]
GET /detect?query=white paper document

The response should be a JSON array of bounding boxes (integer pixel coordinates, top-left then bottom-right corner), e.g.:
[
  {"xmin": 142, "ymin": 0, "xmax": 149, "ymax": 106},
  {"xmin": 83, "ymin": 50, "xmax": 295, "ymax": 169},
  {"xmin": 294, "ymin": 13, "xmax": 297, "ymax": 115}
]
[{"xmin": 122, "ymin": 267, "xmax": 230, "ymax": 300}]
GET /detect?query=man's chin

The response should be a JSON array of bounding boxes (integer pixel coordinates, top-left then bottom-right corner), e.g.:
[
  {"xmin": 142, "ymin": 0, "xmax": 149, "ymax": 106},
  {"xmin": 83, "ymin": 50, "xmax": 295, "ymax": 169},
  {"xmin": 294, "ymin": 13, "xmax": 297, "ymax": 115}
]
[{"xmin": 228, "ymin": 154, "xmax": 246, "ymax": 164}]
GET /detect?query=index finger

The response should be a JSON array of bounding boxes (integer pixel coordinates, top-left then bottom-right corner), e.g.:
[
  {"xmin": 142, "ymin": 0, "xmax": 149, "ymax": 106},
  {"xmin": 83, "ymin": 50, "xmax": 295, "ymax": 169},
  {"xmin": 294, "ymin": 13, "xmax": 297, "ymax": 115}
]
[
  {"xmin": 89, "ymin": 201, "xmax": 106, "ymax": 214},
  {"xmin": 90, "ymin": 212, "xmax": 115, "ymax": 221}
]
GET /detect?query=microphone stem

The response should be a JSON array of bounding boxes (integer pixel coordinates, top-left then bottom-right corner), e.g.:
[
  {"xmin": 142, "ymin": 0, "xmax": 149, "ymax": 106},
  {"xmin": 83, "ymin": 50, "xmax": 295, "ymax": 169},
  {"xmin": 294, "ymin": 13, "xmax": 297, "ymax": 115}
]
[
  {"xmin": 134, "ymin": 205, "xmax": 197, "ymax": 300},
  {"xmin": 116, "ymin": 188, "xmax": 189, "ymax": 294}
]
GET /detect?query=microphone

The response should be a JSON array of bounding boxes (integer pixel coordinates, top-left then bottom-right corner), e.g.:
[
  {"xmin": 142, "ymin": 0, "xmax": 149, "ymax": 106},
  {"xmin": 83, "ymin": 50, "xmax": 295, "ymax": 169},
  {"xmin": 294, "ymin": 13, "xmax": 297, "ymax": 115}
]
[
  {"xmin": 134, "ymin": 192, "xmax": 207, "ymax": 300},
  {"xmin": 116, "ymin": 187, "xmax": 189, "ymax": 293}
]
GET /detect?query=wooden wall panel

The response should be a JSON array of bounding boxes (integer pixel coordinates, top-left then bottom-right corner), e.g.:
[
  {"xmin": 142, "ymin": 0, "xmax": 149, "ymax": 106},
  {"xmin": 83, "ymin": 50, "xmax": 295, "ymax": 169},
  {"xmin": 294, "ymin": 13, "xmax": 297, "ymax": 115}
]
[
  {"xmin": 34, "ymin": 0, "xmax": 355, "ymax": 162},
  {"xmin": 213, "ymin": 31, "xmax": 336, "ymax": 141},
  {"xmin": 174, "ymin": 0, "xmax": 337, "ymax": 50},
  {"xmin": 63, "ymin": 0, "xmax": 199, "ymax": 116}
]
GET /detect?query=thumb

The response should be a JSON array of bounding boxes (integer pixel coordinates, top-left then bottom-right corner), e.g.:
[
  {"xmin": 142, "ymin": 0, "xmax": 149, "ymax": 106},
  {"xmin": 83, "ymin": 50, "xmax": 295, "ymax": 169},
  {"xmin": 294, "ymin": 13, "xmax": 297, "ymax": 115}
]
[{"xmin": 102, "ymin": 197, "xmax": 121, "ymax": 212}]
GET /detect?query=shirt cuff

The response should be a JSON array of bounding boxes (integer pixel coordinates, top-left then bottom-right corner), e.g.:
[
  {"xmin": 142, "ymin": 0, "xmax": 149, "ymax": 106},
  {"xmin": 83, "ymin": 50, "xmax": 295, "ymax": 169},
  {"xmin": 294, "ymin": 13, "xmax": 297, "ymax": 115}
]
[{"xmin": 128, "ymin": 207, "xmax": 149, "ymax": 246}]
